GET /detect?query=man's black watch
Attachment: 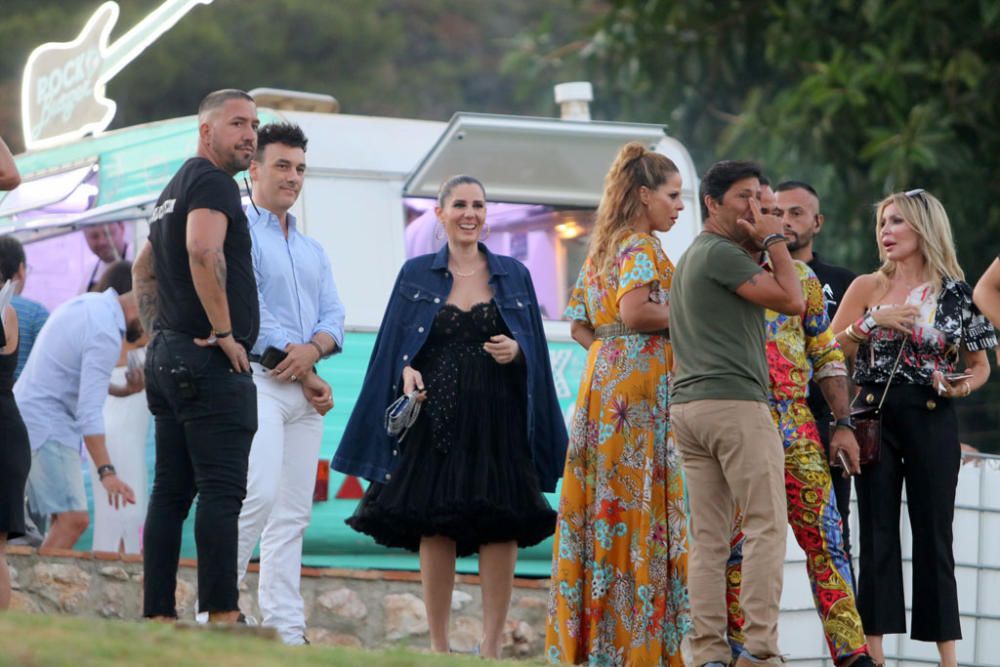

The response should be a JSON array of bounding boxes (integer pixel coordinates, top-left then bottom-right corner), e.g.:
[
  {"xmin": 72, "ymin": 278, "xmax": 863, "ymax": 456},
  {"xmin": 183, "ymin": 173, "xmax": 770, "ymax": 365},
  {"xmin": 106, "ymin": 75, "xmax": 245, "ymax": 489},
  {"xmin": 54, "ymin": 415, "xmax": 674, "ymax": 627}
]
[
  {"xmin": 833, "ymin": 416, "xmax": 856, "ymax": 431},
  {"xmin": 97, "ymin": 464, "xmax": 117, "ymax": 480}
]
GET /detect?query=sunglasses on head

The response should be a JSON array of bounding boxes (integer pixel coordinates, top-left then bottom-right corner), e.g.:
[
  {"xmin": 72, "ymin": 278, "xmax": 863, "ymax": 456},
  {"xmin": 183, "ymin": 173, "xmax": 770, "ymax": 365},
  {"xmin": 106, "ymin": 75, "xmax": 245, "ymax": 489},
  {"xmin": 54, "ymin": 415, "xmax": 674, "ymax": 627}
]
[{"xmin": 904, "ymin": 188, "xmax": 930, "ymax": 212}]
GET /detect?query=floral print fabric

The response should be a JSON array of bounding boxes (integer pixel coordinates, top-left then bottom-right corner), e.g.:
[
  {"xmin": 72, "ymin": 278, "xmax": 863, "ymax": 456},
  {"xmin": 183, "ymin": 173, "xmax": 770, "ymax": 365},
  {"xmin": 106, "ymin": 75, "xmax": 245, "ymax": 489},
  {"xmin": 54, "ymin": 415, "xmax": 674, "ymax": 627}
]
[
  {"xmin": 855, "ymin": 279, "xmax": 997, "ymax": 386},
  {"xmin": 546, "ymin": 233, "xmax": 690, "ymax": 666},
  {"xmin": 726, "ymin": 261, "xmax": 866, "ymax": 664}
]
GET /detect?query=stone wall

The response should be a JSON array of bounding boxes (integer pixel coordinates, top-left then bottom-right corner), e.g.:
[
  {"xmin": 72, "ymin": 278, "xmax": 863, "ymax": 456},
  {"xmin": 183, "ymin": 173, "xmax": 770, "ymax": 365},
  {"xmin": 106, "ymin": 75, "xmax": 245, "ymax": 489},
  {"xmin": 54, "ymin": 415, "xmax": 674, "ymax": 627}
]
[{"xmin": 5, "ymin": 546, "xmax": 549, "ymax": 658}]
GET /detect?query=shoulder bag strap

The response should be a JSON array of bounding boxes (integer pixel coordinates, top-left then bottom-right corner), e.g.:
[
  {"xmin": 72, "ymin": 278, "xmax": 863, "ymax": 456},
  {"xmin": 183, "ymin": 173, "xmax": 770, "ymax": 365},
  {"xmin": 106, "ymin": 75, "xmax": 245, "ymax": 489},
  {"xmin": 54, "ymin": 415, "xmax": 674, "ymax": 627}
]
[{"xmin": 876, "ymin": 339, "xmax": 907, "ymax": 411}]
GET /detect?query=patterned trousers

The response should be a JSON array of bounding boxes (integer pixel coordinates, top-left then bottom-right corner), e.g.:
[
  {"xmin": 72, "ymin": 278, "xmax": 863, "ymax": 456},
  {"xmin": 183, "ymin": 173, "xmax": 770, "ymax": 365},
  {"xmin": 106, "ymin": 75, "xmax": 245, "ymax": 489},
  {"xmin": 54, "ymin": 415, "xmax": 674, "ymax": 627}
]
[{"xmin": 727, "ymin": 401, "xmax": 867, "ymax": 664}]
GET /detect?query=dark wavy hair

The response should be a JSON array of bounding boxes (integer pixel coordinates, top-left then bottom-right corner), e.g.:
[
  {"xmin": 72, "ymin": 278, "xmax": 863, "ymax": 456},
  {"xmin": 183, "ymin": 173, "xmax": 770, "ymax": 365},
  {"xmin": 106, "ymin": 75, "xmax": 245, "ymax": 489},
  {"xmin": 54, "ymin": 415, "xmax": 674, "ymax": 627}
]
[
  {"xmin": 699, "ymin": 160, "xmax": 763, "ymax": 219},
  {"xmin": 255, "ymin": 123, "xmax": 308, "ymax": 160}
]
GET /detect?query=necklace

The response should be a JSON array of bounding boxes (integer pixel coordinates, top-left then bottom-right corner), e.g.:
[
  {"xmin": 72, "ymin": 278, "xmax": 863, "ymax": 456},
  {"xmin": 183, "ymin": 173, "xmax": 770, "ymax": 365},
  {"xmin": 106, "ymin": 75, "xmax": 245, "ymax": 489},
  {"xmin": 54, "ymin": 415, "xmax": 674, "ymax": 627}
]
[{"xmin": 450, "ymin": 265, "xmax": 478, "ymax": 277}]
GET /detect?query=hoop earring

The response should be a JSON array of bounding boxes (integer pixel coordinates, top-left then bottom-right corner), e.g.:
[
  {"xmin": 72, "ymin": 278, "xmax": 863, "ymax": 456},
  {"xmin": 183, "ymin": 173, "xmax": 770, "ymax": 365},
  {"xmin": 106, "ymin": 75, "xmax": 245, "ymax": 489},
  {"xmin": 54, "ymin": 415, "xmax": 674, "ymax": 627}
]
[
  {"xmin": 434, "ymin": 224, "xmax": 445, "ymax": 241},
  {"xmin": 481, "ymin": 221, "xmax": 491, "ymax": 241}
]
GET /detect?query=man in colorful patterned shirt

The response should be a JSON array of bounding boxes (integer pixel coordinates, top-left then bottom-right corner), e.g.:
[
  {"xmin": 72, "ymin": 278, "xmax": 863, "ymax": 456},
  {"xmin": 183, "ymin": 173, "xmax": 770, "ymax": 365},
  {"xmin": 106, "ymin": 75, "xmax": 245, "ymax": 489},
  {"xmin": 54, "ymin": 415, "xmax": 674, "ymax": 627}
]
[{"xmin": 726, "ymin": 184, "xmax": 875, "ymax": 667}]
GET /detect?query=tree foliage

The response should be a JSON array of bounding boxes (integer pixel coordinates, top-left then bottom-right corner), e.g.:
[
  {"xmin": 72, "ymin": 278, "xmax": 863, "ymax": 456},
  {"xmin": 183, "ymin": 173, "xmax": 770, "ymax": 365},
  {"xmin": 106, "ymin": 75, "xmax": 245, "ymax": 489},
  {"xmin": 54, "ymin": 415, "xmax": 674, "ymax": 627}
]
[
  {"xmin": 507, "ymin": 0, "xmax": 1000, "ymax": 448},
  {"xmin": 512, "ymin": 0, "xmax": 1000, "ymax": 278},
  {"xmin": 0, "ymin": 0, "xmax": 584, "ymax": 152}
]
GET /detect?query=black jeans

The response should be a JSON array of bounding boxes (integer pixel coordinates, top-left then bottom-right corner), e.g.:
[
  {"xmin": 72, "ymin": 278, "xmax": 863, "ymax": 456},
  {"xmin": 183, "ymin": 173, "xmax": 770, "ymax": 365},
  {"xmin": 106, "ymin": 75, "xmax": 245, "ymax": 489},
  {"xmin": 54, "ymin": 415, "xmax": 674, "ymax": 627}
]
[
  {"xmin": 142, "ymin": 331, "xmax": 257, "ymax": 617},
  {"xmin": 855, "ymin": 382, "xmax": 962, "ymax": 641},
  {"xmin": 816, "ymin": 404, "xmax": 856, "ymax": 589}
]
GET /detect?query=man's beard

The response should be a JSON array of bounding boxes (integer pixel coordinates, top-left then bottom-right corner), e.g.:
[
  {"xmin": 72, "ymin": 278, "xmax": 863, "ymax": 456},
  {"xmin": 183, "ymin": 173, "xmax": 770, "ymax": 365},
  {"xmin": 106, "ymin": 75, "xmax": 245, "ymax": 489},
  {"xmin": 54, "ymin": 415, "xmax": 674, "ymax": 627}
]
[{"xmin": 786, "ymin": 232, "xmax": 810, "ymax": 252}]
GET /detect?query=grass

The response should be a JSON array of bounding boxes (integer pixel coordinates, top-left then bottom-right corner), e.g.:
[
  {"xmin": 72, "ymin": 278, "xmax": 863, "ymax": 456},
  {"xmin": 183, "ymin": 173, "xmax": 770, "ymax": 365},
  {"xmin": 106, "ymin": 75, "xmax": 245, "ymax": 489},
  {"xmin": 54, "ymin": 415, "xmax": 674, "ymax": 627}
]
[{"xmin": 0, "ymin": 612, "xmax": 534, "ymax": 666}]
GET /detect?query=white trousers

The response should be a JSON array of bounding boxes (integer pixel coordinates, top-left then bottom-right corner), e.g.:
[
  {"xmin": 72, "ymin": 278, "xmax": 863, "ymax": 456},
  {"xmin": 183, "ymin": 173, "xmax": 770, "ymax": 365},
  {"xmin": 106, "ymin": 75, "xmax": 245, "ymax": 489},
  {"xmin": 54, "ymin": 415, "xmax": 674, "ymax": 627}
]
[
  {"xmin": 237, "ymin": 367, "xmax": 324, "ymax": 643},
  {"xmin": 87, "ymin": 365, "xmax": 150, "ymax": 553}
]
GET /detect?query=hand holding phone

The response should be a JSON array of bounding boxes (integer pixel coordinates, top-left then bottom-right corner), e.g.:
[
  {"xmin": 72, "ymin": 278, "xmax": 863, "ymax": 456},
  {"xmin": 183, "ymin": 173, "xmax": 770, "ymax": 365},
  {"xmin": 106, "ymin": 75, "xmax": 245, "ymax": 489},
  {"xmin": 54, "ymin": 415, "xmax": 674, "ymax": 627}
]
[
  {"xmin": 836, "ymin": 450, "xmax": 852, "ymax": 478},
  {"xmin": 260, "ymin": 345, "xmax": 289, "ymax": 370}
]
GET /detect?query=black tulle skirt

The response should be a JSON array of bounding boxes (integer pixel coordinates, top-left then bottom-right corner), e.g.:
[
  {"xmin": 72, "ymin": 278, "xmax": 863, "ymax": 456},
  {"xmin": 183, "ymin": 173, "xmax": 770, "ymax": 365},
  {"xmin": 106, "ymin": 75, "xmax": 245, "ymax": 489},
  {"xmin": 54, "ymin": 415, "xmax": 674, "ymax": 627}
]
[{"xmin": 346, "ymin": 303, "xmax": 556, "ymax": 557}]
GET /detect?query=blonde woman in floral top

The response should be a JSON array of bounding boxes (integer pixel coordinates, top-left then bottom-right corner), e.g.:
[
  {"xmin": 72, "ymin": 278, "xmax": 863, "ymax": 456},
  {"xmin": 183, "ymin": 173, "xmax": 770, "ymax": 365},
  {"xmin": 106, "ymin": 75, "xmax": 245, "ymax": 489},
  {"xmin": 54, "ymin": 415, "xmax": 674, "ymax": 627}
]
[
  {"xmin": 831, "ymin": 189, "xmax": 995, "ymax": 667},
  {"xmin": 545, "ymin": 142, "xmax": 691, "ymax": 666}
]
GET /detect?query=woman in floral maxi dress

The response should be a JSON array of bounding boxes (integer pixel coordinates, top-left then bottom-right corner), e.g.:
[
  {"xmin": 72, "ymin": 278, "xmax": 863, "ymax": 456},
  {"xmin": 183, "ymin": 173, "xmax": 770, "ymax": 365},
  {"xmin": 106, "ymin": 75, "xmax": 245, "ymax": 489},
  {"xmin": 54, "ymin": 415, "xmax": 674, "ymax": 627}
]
[{"xmin": 546, "ymin": 143, "xmax": 691, "ymax": 666}]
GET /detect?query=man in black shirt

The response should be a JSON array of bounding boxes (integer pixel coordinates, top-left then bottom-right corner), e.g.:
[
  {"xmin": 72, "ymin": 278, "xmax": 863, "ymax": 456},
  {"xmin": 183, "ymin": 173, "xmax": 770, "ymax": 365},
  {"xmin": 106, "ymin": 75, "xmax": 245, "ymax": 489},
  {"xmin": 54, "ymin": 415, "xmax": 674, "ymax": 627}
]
[
  {"xmin": 133, "ymin": 89, "xmax": 260, "ymax": 623},
  {"xmin": 776, "ymin": 180, "xmax": 858, "ymax": 582}
]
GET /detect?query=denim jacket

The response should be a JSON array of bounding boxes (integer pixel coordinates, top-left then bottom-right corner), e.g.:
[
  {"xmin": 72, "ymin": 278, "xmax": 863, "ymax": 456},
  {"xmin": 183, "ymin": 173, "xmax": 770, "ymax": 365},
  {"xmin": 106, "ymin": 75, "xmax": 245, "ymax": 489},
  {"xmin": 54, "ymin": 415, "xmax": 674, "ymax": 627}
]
[{"xmin": 332, "ymin": 243, "xmax": 568, "ymax": 492}]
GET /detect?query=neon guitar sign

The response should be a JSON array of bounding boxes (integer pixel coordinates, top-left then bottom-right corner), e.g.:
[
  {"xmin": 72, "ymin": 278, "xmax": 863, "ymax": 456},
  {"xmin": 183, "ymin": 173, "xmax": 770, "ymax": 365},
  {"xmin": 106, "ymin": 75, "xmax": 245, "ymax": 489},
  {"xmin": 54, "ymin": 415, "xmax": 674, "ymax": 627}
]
[{"xmin": 21, "ymin": 0, "xmax": 213, "ymax": 150}]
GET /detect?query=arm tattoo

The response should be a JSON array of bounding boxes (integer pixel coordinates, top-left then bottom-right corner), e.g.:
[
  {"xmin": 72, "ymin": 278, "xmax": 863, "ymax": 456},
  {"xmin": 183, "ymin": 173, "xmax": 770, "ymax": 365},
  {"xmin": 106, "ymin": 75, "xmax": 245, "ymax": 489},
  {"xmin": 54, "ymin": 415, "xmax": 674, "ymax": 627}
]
[
  {"xmin": 212, "ymin": 249, "xmax": 227, "ymax": 289},
  {"xmin": 137, "ymin": 287, "xmax": 158, "ymax": 335},
  {"xmin": 133, "ymin": 246, "xmax": 159, "ymax": 334},
  {"xmin": 818, "ymin": 374, "xmax": 851, "ymax": 417}
]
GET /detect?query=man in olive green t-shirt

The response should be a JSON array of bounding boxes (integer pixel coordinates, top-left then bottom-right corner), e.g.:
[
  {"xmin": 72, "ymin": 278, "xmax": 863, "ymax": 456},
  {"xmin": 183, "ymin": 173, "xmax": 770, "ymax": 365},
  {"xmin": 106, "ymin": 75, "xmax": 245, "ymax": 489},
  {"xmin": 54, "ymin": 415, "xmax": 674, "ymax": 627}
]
[{"xmin": 670, "ymin": 160, "xmax": 804, "ymax": 667}]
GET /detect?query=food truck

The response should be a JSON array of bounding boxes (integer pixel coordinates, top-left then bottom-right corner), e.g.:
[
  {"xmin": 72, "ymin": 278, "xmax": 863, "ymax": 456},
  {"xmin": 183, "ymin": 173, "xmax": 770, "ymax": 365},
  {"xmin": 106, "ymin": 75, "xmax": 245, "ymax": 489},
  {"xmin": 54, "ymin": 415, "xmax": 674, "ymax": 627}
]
[
  {"xmin": 4, "ymin": 3, "xmax": 999, "ymax": 664},
  {"xmin": 1, "ymin": 84, "xmax": 703, "ymax": 571}
]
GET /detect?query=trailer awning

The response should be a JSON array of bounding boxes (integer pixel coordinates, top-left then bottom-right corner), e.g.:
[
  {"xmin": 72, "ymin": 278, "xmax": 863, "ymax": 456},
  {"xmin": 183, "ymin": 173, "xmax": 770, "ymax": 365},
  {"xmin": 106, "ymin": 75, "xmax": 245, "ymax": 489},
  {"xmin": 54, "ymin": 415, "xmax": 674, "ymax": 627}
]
[
  {"xmin": 404, "ymin": 113, "xmax": 667, "ymax": 207},
  {"xmin": 1, "ymin": 194, "xmax": 156, "ymax": 243},
  {"xmin": 0, "ymin": 161, "xmax": 99, "ymax": 219}
]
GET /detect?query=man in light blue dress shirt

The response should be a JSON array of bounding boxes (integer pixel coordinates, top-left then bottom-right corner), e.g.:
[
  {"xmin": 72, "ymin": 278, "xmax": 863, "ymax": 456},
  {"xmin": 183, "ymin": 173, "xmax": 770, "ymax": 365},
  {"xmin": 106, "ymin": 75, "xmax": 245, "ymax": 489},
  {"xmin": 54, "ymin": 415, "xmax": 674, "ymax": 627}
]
[
  {"xmin": 13, "ymin": 288, "xmax": 140, "ymax": 549},
  {"xmin": 236, "ymin": 123, "xmax": 341, "ymax": 644}
]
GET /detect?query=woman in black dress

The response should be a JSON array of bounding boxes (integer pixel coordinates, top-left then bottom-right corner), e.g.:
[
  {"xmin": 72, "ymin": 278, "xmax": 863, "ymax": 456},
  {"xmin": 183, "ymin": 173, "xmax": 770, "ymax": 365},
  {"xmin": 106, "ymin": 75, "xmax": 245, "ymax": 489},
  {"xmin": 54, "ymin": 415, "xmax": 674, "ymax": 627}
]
[
  {"xmin": 1, "ymin": 287, "xmax": 31, "ymax": 610},
  {"xmin": 335, "ymin": 175, "xmax": 568, "ymax": 657}
]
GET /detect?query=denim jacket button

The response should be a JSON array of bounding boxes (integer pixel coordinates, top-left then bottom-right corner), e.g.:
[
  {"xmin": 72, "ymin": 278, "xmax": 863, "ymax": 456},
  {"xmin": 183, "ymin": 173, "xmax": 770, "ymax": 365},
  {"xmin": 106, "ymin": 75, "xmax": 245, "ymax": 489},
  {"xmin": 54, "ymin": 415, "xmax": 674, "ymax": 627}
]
[
  {"xmin": 517, "ymin": 300, "xmax": 523, "ymax": 308},
  {"xmin": 434, "ymin": 297, "xmax": 441, "ymax": 304},
  {"xmin": 384, "ymin": 473, "xmax": 392, "ymax": 480},
  {"xmin": 418, "ymin": 326, "xmax": 425, "ymax": 333},
  {"xmin": 402, "ymin": 354, "xmax": 409, "ymax": 361}
]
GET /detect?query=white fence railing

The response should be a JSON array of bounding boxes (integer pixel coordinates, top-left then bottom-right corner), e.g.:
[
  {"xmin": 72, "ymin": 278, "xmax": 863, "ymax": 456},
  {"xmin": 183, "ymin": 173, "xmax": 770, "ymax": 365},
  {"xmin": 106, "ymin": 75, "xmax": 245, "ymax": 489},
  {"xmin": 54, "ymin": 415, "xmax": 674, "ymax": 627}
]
[{"xmin": 778, "ymin": 452, "xmax": 1000, "ymax": 667}]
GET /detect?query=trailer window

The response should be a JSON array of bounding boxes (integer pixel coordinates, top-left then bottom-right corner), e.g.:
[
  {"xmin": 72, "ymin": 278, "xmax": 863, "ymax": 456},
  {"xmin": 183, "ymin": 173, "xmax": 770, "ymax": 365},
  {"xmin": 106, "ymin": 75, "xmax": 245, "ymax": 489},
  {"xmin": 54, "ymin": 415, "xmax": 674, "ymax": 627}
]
[{"xmin": 403, "ymin": 198, "xmax": 593, "ymax": 320}]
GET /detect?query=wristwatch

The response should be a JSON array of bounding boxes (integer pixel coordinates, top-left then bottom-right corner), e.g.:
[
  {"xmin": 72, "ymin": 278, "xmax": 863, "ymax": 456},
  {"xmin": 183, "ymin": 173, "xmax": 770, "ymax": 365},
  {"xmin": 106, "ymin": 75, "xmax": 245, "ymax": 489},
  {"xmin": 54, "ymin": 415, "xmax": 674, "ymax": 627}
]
[{"xmin": 833, "ymin": 416, "xmax": 856, "ymax": 431}]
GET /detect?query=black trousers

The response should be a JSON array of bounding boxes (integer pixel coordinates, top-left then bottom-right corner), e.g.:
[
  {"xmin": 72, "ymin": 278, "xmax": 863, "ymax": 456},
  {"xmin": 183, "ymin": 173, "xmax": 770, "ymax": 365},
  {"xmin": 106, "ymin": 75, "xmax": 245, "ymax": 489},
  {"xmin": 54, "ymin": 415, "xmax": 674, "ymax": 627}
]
[
  {"xmin": 142, "ymin": 331, "xmax": 257, "ymax": 617},
  {"xmin": 816, "ymin": 404, "xmax": 856, "ymax": 588},
  {"xmin": 855, "ymin": 382, "xmax": 962, "ymax": 641}
]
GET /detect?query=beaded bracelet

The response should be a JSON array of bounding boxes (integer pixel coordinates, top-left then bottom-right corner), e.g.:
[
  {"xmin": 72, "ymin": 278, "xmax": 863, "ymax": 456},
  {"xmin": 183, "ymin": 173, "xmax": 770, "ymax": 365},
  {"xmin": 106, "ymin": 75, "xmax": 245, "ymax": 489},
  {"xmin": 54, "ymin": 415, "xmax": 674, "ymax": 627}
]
[{"xmin": 762, "ymin": 233, "xmax": 787, "ymax": 248}]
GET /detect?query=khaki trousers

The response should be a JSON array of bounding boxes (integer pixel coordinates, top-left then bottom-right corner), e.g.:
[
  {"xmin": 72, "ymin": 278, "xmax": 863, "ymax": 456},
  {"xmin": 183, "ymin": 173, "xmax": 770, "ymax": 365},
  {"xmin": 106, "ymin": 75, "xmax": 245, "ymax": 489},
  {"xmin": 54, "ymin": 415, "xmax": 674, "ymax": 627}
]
[{"xmin": 672, "ymin": 399, "xmax": 787, "ymax": 664}]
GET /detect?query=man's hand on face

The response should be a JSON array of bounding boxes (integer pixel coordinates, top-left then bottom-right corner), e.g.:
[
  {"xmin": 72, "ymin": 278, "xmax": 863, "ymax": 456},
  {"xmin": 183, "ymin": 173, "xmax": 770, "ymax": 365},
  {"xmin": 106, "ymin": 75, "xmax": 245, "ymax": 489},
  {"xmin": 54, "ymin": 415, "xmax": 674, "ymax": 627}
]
[
  {"xmin": 737, "ymin": 198, "xmax": 786, "ymax": 249},
  {"xmin": 272, "ymin": 343, "xmax": 321, "ymax": 383}
]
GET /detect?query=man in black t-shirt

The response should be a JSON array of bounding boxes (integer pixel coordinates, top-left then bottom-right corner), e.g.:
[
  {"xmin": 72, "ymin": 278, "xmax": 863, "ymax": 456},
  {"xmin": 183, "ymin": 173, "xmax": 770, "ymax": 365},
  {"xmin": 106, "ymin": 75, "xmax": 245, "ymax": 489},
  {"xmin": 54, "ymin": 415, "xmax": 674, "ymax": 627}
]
[
  {"xmin": 775, "ymin": 180, "xmax": 859, "ymax": 581},
  {"xmin": 133, "ymin": 89, "xmax": 260, "ymax": 623}
]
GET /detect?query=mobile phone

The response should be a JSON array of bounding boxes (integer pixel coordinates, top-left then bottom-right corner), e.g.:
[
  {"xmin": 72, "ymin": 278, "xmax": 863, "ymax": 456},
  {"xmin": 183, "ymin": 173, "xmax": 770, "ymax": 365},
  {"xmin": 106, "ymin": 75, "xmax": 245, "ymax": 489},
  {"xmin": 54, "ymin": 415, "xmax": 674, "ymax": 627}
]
[
  {"xmin": 944, "ymin": 372, "xmax": 973, "ymax": 383},
  {"xmin": 171, "ymin": 364, "xmax": 198, "ymax": 400},
  {"xmin": 126, "ymin": 349, "xmax": 142, "ymax": 373},
  {"xmin": 835, "ymin": 450, "xmax": 852, "ymax": 476},
  {"xmin": 260, "ymin": 345, "xmax": 288, "ymax": 370}
]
